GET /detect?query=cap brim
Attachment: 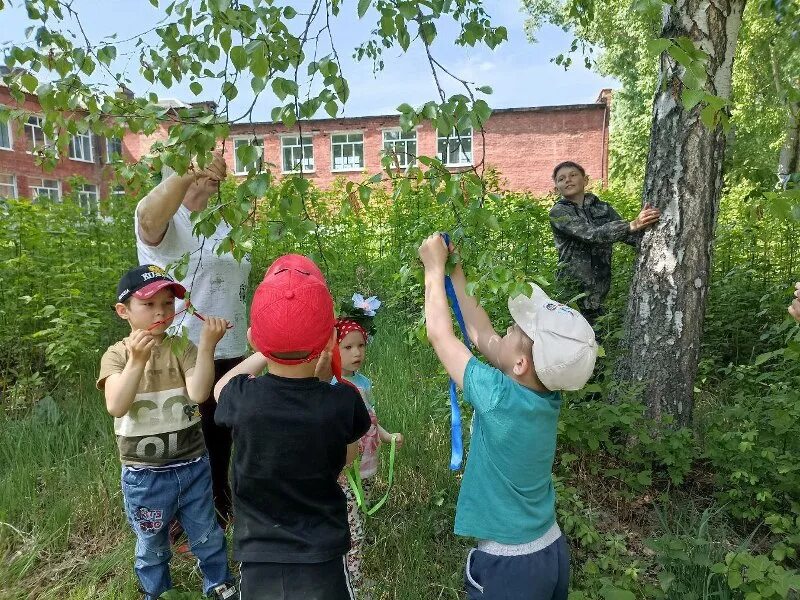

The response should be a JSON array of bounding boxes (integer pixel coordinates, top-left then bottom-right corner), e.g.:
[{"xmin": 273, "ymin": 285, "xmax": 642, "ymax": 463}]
[{"xmin": 133, "ymin": 280, "xmax": 186, "ymax": 300}]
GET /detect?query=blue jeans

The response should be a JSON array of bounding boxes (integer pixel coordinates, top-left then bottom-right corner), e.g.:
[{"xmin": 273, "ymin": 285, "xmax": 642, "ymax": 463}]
[{"xmin": 121, "ymin": 455, "xmax": 232, "ymax": 598}]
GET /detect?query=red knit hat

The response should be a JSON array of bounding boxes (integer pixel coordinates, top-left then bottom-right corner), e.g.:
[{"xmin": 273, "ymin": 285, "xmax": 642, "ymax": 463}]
[{"xmin": 250, "ymin": 255, "xmax": 334, "ymax": 365}]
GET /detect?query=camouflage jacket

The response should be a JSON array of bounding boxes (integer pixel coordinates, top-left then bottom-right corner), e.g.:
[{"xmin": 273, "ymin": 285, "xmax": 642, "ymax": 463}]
[{"xmin": 549, "ymin": 194, "xmax": 640, "ymax": 310}]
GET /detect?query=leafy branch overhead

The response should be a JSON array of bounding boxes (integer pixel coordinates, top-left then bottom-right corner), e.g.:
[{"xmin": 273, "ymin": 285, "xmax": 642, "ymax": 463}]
[{"xmin": 1, "ymin": 0, "xmax": 507, "ymax": 263}]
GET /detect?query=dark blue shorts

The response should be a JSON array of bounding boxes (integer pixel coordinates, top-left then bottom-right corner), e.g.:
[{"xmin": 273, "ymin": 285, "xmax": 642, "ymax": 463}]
[{"xmin": 465, "ymin": 535, "xmax": 570, "ymax": 600}]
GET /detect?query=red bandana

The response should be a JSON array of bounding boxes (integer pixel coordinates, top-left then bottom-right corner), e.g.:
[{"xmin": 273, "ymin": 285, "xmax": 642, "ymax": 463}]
[{"xmin": 335, "ymin": 318, "xmax": 367, "ymax": 344}]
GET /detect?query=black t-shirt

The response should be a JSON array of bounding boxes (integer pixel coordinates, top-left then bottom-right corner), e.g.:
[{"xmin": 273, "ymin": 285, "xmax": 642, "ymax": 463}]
[{"xmin": 215, "ymin": 372, "xmax": 371, "ymax": 563}]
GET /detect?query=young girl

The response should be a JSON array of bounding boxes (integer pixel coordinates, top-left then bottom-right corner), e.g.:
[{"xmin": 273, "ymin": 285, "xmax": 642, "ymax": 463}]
[{"xmin": 335, "ymin": 294, "xmax": 404, "ymax": 596}]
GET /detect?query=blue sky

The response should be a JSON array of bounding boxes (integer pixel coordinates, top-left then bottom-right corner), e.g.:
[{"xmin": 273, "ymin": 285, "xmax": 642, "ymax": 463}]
[{"xmin": 0, "ymin": 1, "xmax": 617, "ymax": 119}]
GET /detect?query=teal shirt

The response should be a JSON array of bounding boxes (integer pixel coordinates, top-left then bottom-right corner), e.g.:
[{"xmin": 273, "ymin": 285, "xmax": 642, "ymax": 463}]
[{"xmin": 454, "ymin": 357, "xmax": 562, "ymax": 544}]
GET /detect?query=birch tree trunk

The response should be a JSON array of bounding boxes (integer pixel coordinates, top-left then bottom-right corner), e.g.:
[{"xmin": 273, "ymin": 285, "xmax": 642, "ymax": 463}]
[{"xmin": 619, "ymin": 0, "xmax": 746, "ymax": 426}]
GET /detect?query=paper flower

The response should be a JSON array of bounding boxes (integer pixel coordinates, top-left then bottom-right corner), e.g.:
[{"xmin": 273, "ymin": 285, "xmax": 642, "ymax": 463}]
[{"xmin": 352, "ymin": 293, "xmax": 381, "ymax": 317}]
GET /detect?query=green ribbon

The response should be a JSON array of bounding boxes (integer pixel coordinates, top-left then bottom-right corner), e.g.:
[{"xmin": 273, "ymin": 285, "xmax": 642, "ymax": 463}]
[{"xmin": 345, "ymin": 435, "xmax": 397, "ymax": 516}]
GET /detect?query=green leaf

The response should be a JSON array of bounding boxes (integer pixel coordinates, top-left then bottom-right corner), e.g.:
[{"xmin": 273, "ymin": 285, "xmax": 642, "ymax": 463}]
[
  {"xmin": 646, "ymin": 38, "xmax": 672, "ymax": 56},
  {"xmin": 219, "ymin": 30, "xmax": 232, "ymax": 53},
  {"xmin": 682, "ymin": 89, "xmax": 705, "ymax": 111},
  {"xmin": 473, "ymin": 99, "xmax": 492, "ymax": 125},
  {"xmin": 230, "ymin": 46, "xmax": 247, "ymax": 71},
  {"xmin": 251, "ymin": 76, "xmax": 266, "ymax": 94},
  {"xmin": 699, "ymin": 104, "xmax": 718, "ymax": 129},
  {"xmin": 357, "ymin": 0, "xmax": 370, "ymax": 18},
  {"xmin": 190, "ymin": 81, "xmax": 203, "ymax": 95},
  {"xmin": 283, "ymin": 6, "xmax": 297, "ymax": 18},
  {"xmin": 476, "ymin": 85, "xmax": 493, "ymax": 94},
  {"xmin": 21, "ymin": 73, "xmax": 38, "ymax": 92},
  {"xmin": 600, "ymin": 588, "xmax": 636, "ymax": 600}
]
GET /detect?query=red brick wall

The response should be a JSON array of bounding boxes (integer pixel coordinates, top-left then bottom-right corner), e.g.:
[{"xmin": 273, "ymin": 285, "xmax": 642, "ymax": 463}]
[
  {"xmin": 0, "ymin": 87, "xmax": 132, "ymax": 200},
  {"xmin": 221, "ymin": 103, "xmax": 610, "ymax": 195}
]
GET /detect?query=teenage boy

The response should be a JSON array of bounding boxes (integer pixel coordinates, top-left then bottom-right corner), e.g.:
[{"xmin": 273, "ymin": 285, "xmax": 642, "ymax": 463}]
[
  {"xmin": 419, "ymin": 234, "xmax": 597, "ymax": 600},
  {"xmin": 549, "ymin": 161, "xmax": 661, "ymax": 325},
  {"xmin": 97, "ymin": 265, "xmax": 237, "ymax": 600},
  {"xmin": 214, "ymin": 255, "xmax": 371, "ymax": 600}
]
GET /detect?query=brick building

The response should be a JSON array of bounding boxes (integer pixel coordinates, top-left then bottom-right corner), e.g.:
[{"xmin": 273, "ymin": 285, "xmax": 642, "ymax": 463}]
[
  {"xmin": 222, "ymin": 90, "xmax": 610, "ymax": 193},
  {"xmin": 0, "ymin": 87, "xmax": 610, "ymax": 201},
  {"xmin": 0, "ymin": 85, "xmax": 131, "ymax": 207}
]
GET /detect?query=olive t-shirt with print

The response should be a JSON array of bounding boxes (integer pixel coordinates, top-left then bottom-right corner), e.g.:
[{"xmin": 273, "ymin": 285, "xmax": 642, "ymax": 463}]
[{"xmin": 96, "ymin": 339, "xmax": 205, "ymax": 466}]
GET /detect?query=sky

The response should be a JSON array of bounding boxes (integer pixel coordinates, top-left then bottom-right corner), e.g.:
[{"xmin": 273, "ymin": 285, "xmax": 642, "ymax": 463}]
[{"xmin": 0, "ymin": 0, "xmax": 617, "ymax": 120}]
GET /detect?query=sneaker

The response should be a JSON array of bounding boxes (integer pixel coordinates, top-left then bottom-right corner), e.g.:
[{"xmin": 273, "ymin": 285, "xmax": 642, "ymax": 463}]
[{"xmin": 209, "ymin": 583, "xmax": 239, "ymax": 600}]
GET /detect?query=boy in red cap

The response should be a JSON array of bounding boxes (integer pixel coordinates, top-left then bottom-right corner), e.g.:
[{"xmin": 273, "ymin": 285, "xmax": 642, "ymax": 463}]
[
  {"xmin": 97, "ymin": 265, "xmax": 237, "ymax": 600},
  {"xmin": 214, "ymin": 255, "xmax": 371, "ymax": 600}
]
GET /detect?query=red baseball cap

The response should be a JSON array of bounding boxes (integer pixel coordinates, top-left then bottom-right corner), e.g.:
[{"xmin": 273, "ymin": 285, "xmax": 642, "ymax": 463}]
[
  {"xmin": 264, "ymin": 254, "xmax": 327, "ymax": 284},
  {"xmin": 117, "ymin": 265, "xmax": 186, "ymax": 304},
  {"xmin": 250, "ymin": 255, "xmax": 334, "ymax": 364}
]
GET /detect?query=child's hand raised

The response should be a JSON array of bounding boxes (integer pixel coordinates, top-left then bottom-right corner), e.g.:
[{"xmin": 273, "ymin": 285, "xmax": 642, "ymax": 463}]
[
  {"xmin": 125, "ymin": 329, "xmax": 156, "ymax": 366},
  {"xmin": 418, "ymin": 234, "xmax": 449, "ymax": 271},
  {"xmin": 199, "ymin": 316, "xmax": 230, "ymax": 347}
]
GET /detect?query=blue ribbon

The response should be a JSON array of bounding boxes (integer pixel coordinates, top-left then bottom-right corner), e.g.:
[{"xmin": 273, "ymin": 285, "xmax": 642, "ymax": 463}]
[{"xmin": 441, "ymin": 233, "xmax": 472, "ymax": 471}]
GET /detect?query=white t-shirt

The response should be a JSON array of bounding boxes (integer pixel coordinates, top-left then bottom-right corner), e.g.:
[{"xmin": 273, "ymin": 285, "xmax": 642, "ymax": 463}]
[{"xmin": 135, "ymin": 202, "xmax": 251, "ymax": 359}]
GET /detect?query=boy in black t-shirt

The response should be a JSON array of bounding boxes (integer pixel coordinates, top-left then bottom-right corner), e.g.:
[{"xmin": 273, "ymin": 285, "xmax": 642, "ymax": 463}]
[{"xmin": 214, "ymin": 255, "xmax": 371, "ymax": 600}]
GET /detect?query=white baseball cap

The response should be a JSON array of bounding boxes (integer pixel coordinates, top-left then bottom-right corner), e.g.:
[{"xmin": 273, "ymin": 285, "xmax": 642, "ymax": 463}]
[{"xmin": 508, "ymin": 284, "xmax": 598, "ymax": 391}]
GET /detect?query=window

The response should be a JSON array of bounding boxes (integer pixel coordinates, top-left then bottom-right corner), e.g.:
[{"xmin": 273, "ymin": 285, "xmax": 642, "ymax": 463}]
[
  {"xmin": 331, "ymin": 132, "xmax": 364, "ymax": 171},
  {"xmin": 233, "ymin": 137, "xmax": 264, "ymax": 174},
  {"xmin": 437, "ymin": 127, "xmax": 473, "ymax": 166},
  {"xmin": 281, "ymin": 135, "xmax": 314, "ymax": 173},
  {"xmin": 111, "ymin": 185, "xmax": 126, "ymax": 199},
  {"xmin": 24, "ymin": 116, "xmax": 49, "ymax": 152},
  {"xmin": 106, "ymin": 137, "xmax": 123, "ymax": 162},
  {"xmin": 0, "ymin": 118, "xmax": 12, "ymax": 150},
  {"xmin": 77, "ymin": 183, "xmax": 98, "ymax": 212},
  {"xmin": 0, "ymin": 174, "xmax": 17, "ymax": 198},
  {"xmin": 69, "ymin": 132, "xmax": 94, "ymax": 162},
  {"xmin": 30, "ymin": 178, "xmax": 61, "ymax": 202},
  {"xmin": 382, "ymin": 129, "xmax": 417, "ymax": 168}
]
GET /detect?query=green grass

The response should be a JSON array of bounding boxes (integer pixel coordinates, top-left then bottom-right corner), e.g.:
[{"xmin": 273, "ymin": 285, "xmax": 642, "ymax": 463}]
[{"xmin": 0, "ymin": 323, "xmax": 471, "ymax": 599}]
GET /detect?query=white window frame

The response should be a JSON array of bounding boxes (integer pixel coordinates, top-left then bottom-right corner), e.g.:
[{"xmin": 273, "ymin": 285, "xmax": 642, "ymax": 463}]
[
  {"xmin": 382, "ymin": 128, "xmax": 417, "ymax": 168},
  {"xmin": 0, "ymin": 115, "xmax": 13, "ymax": 151},
  {"xmin": 331, "ymin": 131, "xmax": 365, "ymax": 172},
  {"xmin": 106, "ymin": 136, "xmax": 123, "ymax": 162},
  {"xmin": 77, "ymin": 183, "xmax": 98, "ymax": 212},
  {"xmin": 69, "ymin": 131, "xmax": 94, "ymax": 163},
  {"xmin": 110, "ymin": 185, "xmax": 126, "ymax": 199},
  {"xmin": 280, "ymin": 134, "xmax": 315, "ymax": 173},
  {"xmin": 25, "ymin": 115, "xmax": 50, "ymax": 154},
  {"xmin": 30, "ymin": 177, "xmax": 61, "ymax": 202},
  {"xmin": 437, "ymin": 127, "xmax": 473, "ymax": 167},
  {"xmin": 0, "ymin": 173, "xmax": 17, "ymax": 198},
  {"xmin": 232, "ymin": 136, "xmax": 264, "ymax": 175}
]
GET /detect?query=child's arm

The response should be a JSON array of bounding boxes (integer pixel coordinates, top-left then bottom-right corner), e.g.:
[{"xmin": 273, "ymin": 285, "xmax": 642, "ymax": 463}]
[
  {"xmin": 186, "ymin": 317, "xmax": 229, "ymax": 403},
  {"xmin": 214, "ymin": 351, "xmax": 268, "ymax": 401},
  {"xmin": 104, "ymin": 330, "xmax": 155, "ymax": 417},
  {"xmin": 378, "ymin": 425, "xmax": 404, "ymax": 449},
  {"xmin": 419, "ymin": 234, "xmax": 473, "ymax": 389},
  {"xmin": 447, "ymin": 261, "xmax": 505, "ymax": 369}
]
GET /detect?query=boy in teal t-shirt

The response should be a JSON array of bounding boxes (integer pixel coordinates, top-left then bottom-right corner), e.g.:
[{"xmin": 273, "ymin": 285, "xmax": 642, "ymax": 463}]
[{"xmin": 418, "ymin": 235, "xmax": 598, "ymax": 600}]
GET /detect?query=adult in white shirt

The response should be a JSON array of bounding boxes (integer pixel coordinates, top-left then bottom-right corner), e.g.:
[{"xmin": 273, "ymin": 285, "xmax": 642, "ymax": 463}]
[{"xmin": 136, "ymin": 152, "xmax": 251, "ymax": 541}]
